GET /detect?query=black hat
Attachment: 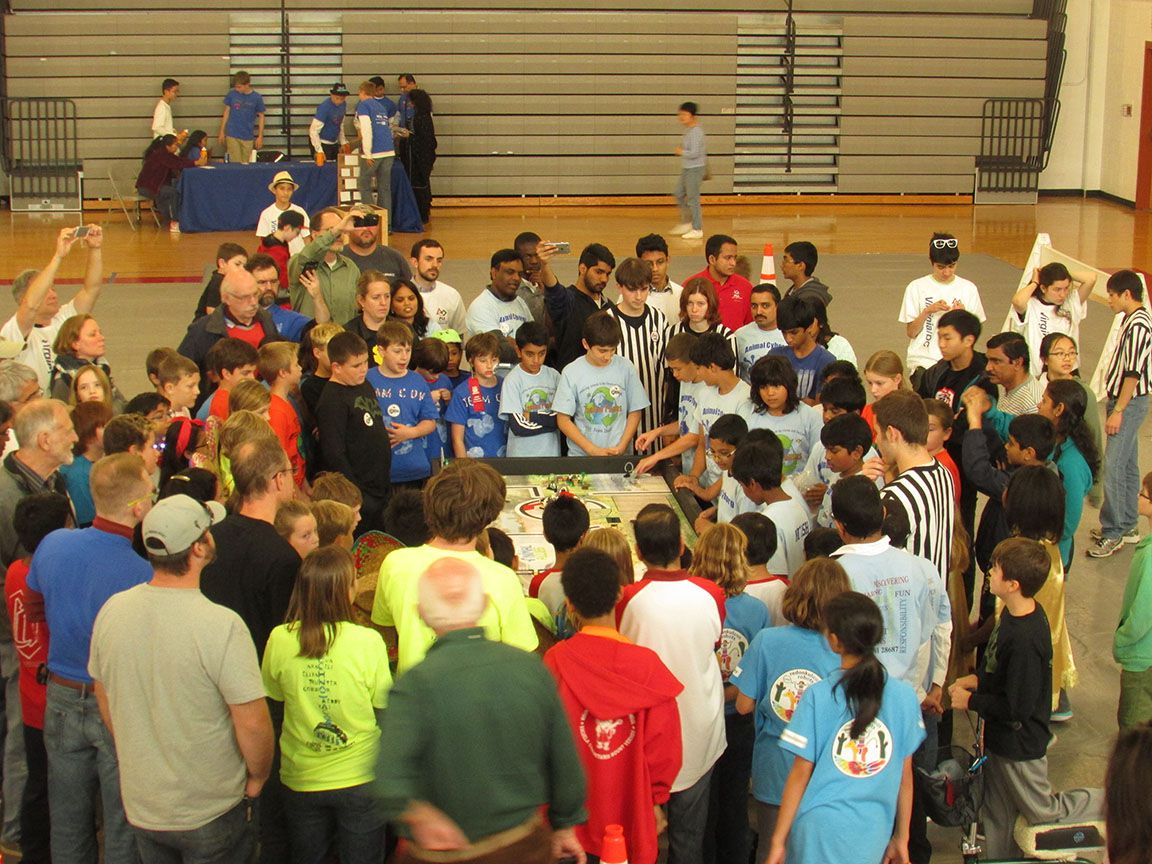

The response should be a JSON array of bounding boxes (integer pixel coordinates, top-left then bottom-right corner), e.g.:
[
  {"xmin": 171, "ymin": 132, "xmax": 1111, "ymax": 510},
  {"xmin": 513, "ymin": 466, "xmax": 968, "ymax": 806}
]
[{"xmin": 329, "ymin": 82, "xmax": 350, "ymax": 96}]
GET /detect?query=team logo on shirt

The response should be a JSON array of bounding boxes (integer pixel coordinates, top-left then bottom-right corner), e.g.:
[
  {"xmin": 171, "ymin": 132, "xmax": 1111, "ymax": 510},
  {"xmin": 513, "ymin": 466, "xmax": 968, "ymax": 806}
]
[
  {"xmin": 770, "ymin": 669, "xmax": 822, "ymax": 722},
  {"xmin": 578, "ymin": 710, "xmax": 637, "ymax": 760},
  {"xmin": 831, "ymin": 717, "xmax": 894, "ymax": 778},
  {"xmin": 387, "ymin": 404, "xmax": 401, "ymax": 418},
  {"xmin": 363, "ymin": 412, "xmax": 374, "ymax": 426},
  {"xmin": 933, "ymin": 388, "xmax": 955, "ymax": 407},
  {"xmin": 523, "ymin": 388, "xmax": 553, "ymax": 412},
  {"xmin": 717, "ymin": 627, "xmax": 749, "ymax": 681},
  {"xmin": 583, "ymin": 386, "xmax": 623, "ymax": 427}
]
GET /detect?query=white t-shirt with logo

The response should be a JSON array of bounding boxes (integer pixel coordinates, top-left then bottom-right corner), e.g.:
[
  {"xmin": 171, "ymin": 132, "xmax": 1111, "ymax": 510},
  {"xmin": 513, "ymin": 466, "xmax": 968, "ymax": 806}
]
[
  {"xmin": 1011, "ymin": 292, "xmax": 1087, "ymax": 375},
  {"xmin": 418, "ymin": 280, "xmax": 467, "ymax": 336},
  {"xmin": 899, "ymin": 274, "xmax": 985, "ymax": 372},
  {"xmin": 0, "ymin": 301, "xmax": 77, "ymax": 393}
]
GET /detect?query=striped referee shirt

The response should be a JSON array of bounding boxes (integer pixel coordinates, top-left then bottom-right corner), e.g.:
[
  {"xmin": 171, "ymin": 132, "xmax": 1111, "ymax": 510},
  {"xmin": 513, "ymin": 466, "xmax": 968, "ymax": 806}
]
[
  {"xmin": 1104, "ymin": 306, "xmax": 1152, "ymax": 399},
  {"xmin": 881, "ymin": 459, "xmax": 956, "ymax": 581},
  {"xmin": 610, "ymin": 304, "xmax": 673, "ymax": 435}
]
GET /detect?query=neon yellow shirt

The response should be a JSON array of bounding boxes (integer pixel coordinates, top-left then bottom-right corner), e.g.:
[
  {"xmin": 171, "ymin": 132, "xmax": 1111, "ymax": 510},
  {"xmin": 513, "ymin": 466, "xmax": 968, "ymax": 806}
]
[
  {"xmin": 371, "ymin": 545, "xmax": 539, "ymax": 674},
  {"xmin": 261, "ymin": 622, "xmax": 392, "ymax": 792}
]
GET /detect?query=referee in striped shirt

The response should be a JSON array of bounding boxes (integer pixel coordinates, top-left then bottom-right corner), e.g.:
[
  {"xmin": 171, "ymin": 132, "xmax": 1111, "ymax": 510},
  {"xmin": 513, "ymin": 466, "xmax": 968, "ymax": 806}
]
[
  {"xmin": 1089, "ymin": 270, "xmax": 1152, "ymax": 557},
  {"xmin": 609, "ymin": 258, "xmax": 674, "ymax": 437}
]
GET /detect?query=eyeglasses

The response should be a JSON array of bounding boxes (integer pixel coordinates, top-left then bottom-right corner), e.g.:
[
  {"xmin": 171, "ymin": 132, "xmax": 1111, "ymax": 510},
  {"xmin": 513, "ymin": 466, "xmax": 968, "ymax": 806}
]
[
  {"xmin": 932, "ymin": 239, "xmax": 959, "ymax": 249},
  {"xmin": 706, "ymin": 448, "xmax": 736, "ymax": 459},
  {"xmin": 1048, "ymin": 350, "xmax": 1078, "ymax": 359},
  {"xmin": 151, "ymin": 440, "xmax": 167, "ymax": 452}
]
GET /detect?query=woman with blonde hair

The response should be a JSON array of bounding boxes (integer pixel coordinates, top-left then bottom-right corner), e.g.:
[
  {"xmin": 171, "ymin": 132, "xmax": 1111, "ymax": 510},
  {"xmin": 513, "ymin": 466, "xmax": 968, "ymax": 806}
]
[
  {"xmin": 50, "ymin": 314, "xmax": 126, "ymax": 410},
  {"xmin": 344, "ymin": 269, "xmax": 391, "ymax": 352}
]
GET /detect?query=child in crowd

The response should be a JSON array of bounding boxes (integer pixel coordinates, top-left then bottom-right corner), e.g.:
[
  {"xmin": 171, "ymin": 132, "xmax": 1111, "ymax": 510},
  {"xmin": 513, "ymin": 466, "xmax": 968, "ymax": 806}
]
[
  {"xmin": 366, "ymin": 321, "xmax": 439, "ymax": 487},
  {"xmin": 747, "ymin": 355, "xmax": 822, "ymax": 478},
  {"xmin": 6, "ymin": 491, "xmax": 73, "ymax": 864},
  {"xmin": 1038, "ymin": 379, "xmax": 1098, "ymax": 568},
  {"xmin": 691, "ymin": 414, "xmax": 749, "ymax": 530},
  {"xmin": 804, "ymin": 528, "xmax": 843, "ymax": 559},
  {"xmin": 768, "ymin": 591, "xmax": 926, "ymax": 864},
  {"xmin": 227, "ymin": 378, "xmax": 271, "ymax": 419},
  {"xmin": 544, "ymin": 547, "xmax": 683, "ymax": 864},
  {"xmin": 382, "ymin": 488, "xmax": 429, "ymax": 548},
  {"xmin": 311, "ymin": 471, "xmax": 363, "ymax": 521},
  {"xmin": 299, "ymin": 322, "xmax": 344, "ymax": 416},
  {"xmin": 768, "ymin": 295, "xmax": 836, "ymax": 403},
  {"xmin": 731, "ymin": 432, "xmax": 812, "ymax": 577},
  {"xmin": 950, "ymin": 537, "xmax": 1103, "ymax": 859},
  {"xmin": 193, "ymin": 241, "xmax": 248, "ymax": 319},
  {"xmin": 736, "ymin": 282, "xmax": 786, "ymax": 382},
  {"xmin": 1008, "ymin": 263, "xmax": 1096, "ymax": 373},
  {"xmin": 155, "ymin": 353, "xmax": 201, "ymax": 418},
  {"xmin": 411, "ymin": 337, "xmax": 453, "ymax": 463},
  {"xmin": 501, "ymin": 321, "xmax": 561, "ymax": 457},
  {"xmin": 146, "ymin": 347, "xmax": 178, "ymax": 389},
  {"xmin": 731, "ymin": 511, "xmax": 787, "ymax": 624},
  {"xmin": 445, "ymin": 332, "xmax": 507, "ymax": 458},
  {"xmin": 583, "ymin": 526, "xmax": 638, "ymax": 585},
  {"xmin": 554, "ymin": 312, "xmax": 649, "ymax": 457},
  {"xmin": 312, "ymin": 500, "xmax": 357, "ymax": 550},
  {"xmin": 690, "ymin": 522, "xmax": 770, "ymax": 864},
  {"xmin": 434, "ymin": 328, "xmax": 467, "ymax": 389},
  {"xmin": 812, "ymin": 300, "xmax": 857, "ymax": 367},
  {"xmin": 733, "ymin": 557, "xmax": 850, "ymax": 862},
  {"xmin": 257, "ymin": 209, "xmax": 306, "ymax": 293},
  {"xmin": 811, "ymin": 412, "xmax": 875, "ymax": 528},
  {"xmin": 899, "ymin": 232, "xmax": 986, "ymax": 379},
  {"xmin": 799, "ymin": 375, "xmax": 869, "ymax": 517},
  {"xmin": 103, "ymin": 413, "xmax": 163, "ymax": 476},
  {"xmin": 527, "ymin": 495, "xmax": 590, "ymax": 633},
  {"xmin": 255, "ymin": 170, "xmax": 310, "ymax": 253},
  {"xmin": 861, "ymin": 349, "xmax": 906, "ymax": 434},
  {"xmin": 124, "ymin": 392, "xmax": 171, "ymax": 425},
  {"xmin": 684, "ymin": 333, "xmax": 754, "ymax": 490},
  {"xmin": 923, "ymin": 397, "xmax": 961, "ymax": 501},
  {"xmin": 633, "ymin": 333, "xmax": 703, "ymax": 476},
  {"xmin": 314, "ymin": 331, "xmax": 390, "ymax": 531},
  {"xmin": 258, "ymin": 342, "xmax": 307, "ymax": 489},
  {"xmin": 1104, "ymin": 722, "xmax": 1152, "ymax": 864},
  {"xmin": 60, "ymin": 401, "xmax": 112, "ymax": 526},
  {"xmin": 273, "ymin": 499, "xmax": 319, "ymax": 559},
  {"xmin": 261, "ymin": 546, "xmax": 391, "ymax": 864},
  {"xmin": 200, "ymin": 339, "xmax": 259, "ymax": 421},
  {"xmin": 1115, "ymin": 470, "xmax": 1152, "ymax": 728}
]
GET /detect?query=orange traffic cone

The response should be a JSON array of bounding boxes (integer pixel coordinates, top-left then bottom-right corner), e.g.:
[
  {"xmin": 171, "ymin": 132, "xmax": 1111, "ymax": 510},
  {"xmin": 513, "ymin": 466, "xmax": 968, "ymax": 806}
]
[
  {"xmin": 760, "ymin": 242, "xmax": 776, "ymax": 284},
  {"xmin": 601, "ymin": 824, "xmax": 629, "ymax": 864}
]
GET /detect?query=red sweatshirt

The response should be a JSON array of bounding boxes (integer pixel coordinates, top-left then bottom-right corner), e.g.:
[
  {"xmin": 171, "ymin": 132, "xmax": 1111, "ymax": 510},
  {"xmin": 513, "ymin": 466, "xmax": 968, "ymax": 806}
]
[{"xmin": 544, "ymin": 627, "xmax": 683, "ymax": 864}]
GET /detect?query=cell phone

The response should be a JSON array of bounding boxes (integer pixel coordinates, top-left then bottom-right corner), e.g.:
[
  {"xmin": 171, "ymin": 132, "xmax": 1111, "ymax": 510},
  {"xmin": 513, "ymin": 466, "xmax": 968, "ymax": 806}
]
[
  {"xmin": 548, "ymin": 241, "xmax": 571, "ymax": 255},
  {"xmin": 74, "ymin": 226, "xmax": 89, "ymax": 238},
  {"xmin": 300, "ymin": 262, "xmax": 319, "ymax": 277},
  {"xmin": 353, "ymin": 212, "xmax": 380, "ymax": 228}
]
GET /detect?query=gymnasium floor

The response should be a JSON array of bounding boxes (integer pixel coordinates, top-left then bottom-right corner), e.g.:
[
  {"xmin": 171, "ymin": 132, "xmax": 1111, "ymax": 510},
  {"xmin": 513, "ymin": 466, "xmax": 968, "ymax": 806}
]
[{"xmin": 0, "ymin": 195, "xmax": 1143, "ymax": 861}]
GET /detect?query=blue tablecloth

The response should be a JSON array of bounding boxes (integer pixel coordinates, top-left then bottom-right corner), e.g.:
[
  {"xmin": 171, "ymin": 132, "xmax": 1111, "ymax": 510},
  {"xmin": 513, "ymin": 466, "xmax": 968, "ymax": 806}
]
[{"xmin": 177, "ymin": 160, "xmax": 424, "ymax": 234}]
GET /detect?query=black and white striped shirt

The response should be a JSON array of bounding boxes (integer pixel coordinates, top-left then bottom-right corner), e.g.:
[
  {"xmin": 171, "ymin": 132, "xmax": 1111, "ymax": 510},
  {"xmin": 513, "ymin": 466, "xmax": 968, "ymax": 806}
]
[
  {"xmin": 610, "ymin": 305, "xmax": 673, "ymax": 436},
  {"xmin": 1104, "ymin": 306, "xmax": 1152, "ymax": 399},
  {"xmin": 881, "ymin": 460, "xmax": 956, "ymax": 581}
]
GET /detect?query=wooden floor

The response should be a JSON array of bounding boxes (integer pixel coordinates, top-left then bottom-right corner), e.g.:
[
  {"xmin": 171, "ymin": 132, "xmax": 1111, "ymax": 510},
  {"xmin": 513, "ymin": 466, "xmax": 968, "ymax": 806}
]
[{"xmin": 0, "ymin": 195, "xmax": 1149, "ymax": 281}]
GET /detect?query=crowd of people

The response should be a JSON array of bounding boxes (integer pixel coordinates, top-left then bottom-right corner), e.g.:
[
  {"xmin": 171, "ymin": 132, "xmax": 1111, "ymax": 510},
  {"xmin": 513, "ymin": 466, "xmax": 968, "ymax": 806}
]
[{"xmin": 0, "ymin": 213, "xmax": 1149, "ymax": 864}]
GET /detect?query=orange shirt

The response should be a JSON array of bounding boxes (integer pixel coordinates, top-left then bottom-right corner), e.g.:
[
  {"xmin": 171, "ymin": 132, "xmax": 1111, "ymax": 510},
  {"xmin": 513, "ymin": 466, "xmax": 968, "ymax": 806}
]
[
  {"xmin": 269, "ymin": 392, "xmax": 306, "ymax": 487},
  {"xmin": 934, "ymin": 448, "xmax": 961, "ymax": 503}
]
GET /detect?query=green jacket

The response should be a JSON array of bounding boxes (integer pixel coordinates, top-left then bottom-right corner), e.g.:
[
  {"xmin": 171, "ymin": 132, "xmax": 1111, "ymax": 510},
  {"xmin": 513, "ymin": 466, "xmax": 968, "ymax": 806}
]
[
  {"xmin": 288, "ymin": 229, "xmax": 360, "ymax": 325},
  {"xmin": 1115, "ymin": 534, "xmax": 1152, "ymax": 671}
]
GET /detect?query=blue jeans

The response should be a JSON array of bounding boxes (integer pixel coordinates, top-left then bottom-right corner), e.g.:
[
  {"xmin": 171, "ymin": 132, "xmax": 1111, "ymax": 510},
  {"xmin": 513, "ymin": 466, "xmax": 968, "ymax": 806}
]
[
  {"xmin": 282, "ymin": 783, "xmax": 386, "ymax": 864},
  {"xmin": 134, "ymin": 798, "xmax": 255, "ymax": 864},
  {"xmin": 357, "ymin": 155, "xmax": 393, "ymax": 215},
  {"xmin": 1101, "ymin": 395, "xmax": 1149, "ymax": 538},
  {"xmin": 676, "ymin": 166, "xmax": 705, "ymax": 230},
  {"xmin": 43, "ymin": 680, "xmax": 140, "ymax": 864},
  {"xmin": 0, "ymin": 640, "xmax": 27, "ymax": 848},
  {"xmin": 666, "ymin": 764, "xmax": 714, "ymax": 864}
]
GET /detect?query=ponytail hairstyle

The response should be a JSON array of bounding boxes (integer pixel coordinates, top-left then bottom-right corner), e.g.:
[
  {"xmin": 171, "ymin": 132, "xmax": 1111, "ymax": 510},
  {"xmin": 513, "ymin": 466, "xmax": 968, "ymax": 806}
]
[
  {"xmin": 285, "ymin": 545, "xmax": 356, "ymax": 659},
  {"xmin": 1034, "ymin": 262, "xmax": 1072, "ymax": 301},
  {"xmin": 825, "ymin": 591, "xmax": 887, "ymax": 739},
  {"xmin": 1045, "ymin": 379, "xmax": 1100, "ymax": 480}
]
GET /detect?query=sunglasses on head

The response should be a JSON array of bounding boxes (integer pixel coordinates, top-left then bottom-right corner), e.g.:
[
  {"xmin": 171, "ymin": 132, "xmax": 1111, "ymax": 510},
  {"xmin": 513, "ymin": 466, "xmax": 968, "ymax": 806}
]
[{"xmin": 932, "ymin": 239, "xmax": 959, "ymax": 249}]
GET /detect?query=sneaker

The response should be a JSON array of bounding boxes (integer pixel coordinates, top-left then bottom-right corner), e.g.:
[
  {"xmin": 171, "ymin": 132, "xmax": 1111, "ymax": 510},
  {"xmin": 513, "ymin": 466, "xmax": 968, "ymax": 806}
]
[
  {"xmin": 1050, "ymin": 707, "xmax": 1074, "ymax": 723},
  {"xmin": 1089, "ymin": 526, "xmax": 1140, "ymax": 544},
  {"xmin": 1087, "ymin": 535, "xmax": 1125, "ymax": 558},
  {"xmin": 681, "ymin": 229, "xmax": 704, "ymax": 240},
  {"xmin": 169, "ymin": 221, "xmax": 181, "ymax": 233},
  {"xmin": 669, "ymin": 223, "xmax": 692, "ymax": 236}
]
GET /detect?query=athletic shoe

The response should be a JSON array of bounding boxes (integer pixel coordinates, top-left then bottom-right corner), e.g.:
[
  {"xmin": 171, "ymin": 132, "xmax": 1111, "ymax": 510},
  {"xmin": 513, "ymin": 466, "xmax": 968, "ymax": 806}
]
[
  {"xmin": 1087, "ymin": 536, "xmax": 1124, "ymax": 558},
  {"xmin": 1089, "ymin": 526, "xmax": 1139, "ymax": 544},
  {"xmin": 681, "ymin": 229, "xmax": 704, "ymax": 240},
  {"xmin": 669, "ymin": 223, "xmax": 692, "ymax": 236},
  {"xmin": 1050, "ymin": 707, "xmax": 1074, "ymax": 723},
  {"xmin": 169, "ymin": 221, "xmax": 181, "ymax": 233}
]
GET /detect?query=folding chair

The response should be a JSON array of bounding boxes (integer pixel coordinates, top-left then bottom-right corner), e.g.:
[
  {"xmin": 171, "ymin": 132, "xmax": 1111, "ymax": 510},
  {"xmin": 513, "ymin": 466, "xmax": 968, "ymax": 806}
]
[{"xmin": 107, "ymin": 169, "xmax": 161, "ymax": 230}]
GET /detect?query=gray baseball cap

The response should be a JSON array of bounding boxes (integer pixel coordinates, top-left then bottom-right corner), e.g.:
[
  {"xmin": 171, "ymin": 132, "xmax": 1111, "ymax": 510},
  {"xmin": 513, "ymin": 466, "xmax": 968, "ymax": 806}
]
[{"xmin": 142, "ymin": 495, "xmax": 226, "ymax": 556}]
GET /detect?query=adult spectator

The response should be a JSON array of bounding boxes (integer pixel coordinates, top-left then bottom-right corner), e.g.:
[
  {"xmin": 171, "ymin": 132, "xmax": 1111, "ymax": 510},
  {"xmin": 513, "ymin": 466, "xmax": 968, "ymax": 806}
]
[
  {"xmin": 90, "ymin": 493, "xmax": 273, "ymax": 864},
  {"xmin": 355, "ymin": 80, "xmax": 396, "ymax": 214},
  {"xmin": 342, "ymin": 208, "xmax": 412, "ymax": 281},
  {"xmin": 466, "ymin": 250, "xmax": 534, "ymax": 366},
  {"xmin": 541, "ymin": 242, "xmax": 616, "ymax": 369},
  {"xmin": 290, "ymin": 208, "xmax": 362, "ymax": 325},
  {"xmin": 27, "ymin": 453, "xmax": 153, "ymax": 864},
  {"xmin": 309, "ymin": 82, "xmax": 349, "ymax": 162},
  {"xmin": 513, "ymin": 231, "xmax": 548, "ymax": 325},
  {"xmin": 248, "ymin": 253, "xmax": 325, "ymax": 343},
  {"xmin": 178, "ymin": 269, "xmax": 284, "ymax": 388},
  {"xmin": 637, "ymin": 232, "xmax": 684, "ymax": 323},
  {"xmin": 407, "ymin": 88, "xmax": 437, "ymax": 225},
  {"xmin": 151, "ymin": 77, "xmax": 179, "ymax": 140},
  {"xmin": 375, "ymin": 557, "xmax": 586, "ymax": 863},
  {"xmin": 49, "ymin": 314, "xmax": 126, "ymax": 411},
  {"xmin": 617, "ymin": 503, "xmax": 726, "ymax": 864},
  {"xmin": 0, "ymin": 362, "xmax": 40, "ymax": 432},
  {"xmin": 137, "ymin": 135, "xmax": 203, "ymax": 233},
  {"xmin": 218, "ymin": 71, "xmax": 266, "ymax": 164},
  {"xmin": 686, "ymin": 234, "xmax": 753, "ymax": 331},
  {"xmin": 983, "ymin": 332, "xmax": 1043, "ymax": 417},
  {"xmin": 396, "ymin": 73, "xmax": 417, "ymax": 129},
  {"xmin": 670, "ymin": 101, "xmax": 706, "ymax": 241},
  {"xmin": 410, "ymin": 239, "xmax": 466, "ymax": 335},
  {"xmin": 1, "ymin": 226, "xmax": 106, "ymax": 393},
  {"xmin": 780, "ymin": 240, "xmax": 832, "ymax": 306}
]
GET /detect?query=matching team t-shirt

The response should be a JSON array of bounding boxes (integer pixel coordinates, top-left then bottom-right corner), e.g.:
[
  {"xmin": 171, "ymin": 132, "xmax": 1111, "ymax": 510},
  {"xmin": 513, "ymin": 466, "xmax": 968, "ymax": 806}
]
[
  {"xmin": 552, "ymin": 355, "xmax": 650, "ymax": 456},
  {"xmin": 445, "ymin": 377, "xmax": 507, "ymax": 458}
]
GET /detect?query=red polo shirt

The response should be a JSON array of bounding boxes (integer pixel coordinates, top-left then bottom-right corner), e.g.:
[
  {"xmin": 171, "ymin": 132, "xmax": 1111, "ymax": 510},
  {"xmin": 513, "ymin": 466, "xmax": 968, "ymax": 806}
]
[{"xmin": 687, "ymin": 268, "xmax": 753, "ymax": 330}]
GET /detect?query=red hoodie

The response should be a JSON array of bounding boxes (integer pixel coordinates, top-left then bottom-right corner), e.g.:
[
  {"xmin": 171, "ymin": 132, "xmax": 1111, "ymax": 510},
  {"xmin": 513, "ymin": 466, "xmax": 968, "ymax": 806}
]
[{"xmin": 544, "ymin": 628, "xmax": 684, "ymax": 864}]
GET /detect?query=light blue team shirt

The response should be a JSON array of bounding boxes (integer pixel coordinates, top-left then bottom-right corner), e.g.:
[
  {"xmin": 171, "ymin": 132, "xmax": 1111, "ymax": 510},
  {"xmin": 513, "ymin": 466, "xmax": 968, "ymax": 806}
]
[
  {"xmin": 736, "ymin": 322, "xmax": 787, "ymax": 382},
  {"xmin": 805, "ymin": 442, "xmax": 883, "ymax": 528},
  {"xmin": 223, "ymin": 89, "xmax": 266, "ymax": 140},
  {"xmin": 717, "ymin": 472, "xmax": 760, "ymax": 524},
  {"xmin": 500, "ymin": 364, "xmax": 561, "ymax": 457},
  {"xmin": 746, "ymin": 402, "xmax": 823, "ymax": 478},
  {"xmin": 779, "ymin": 670, "xmax": 925, "ymax": 864},
  {"xmin": 444, "ymin": 378, "xmax": 506, "ymax": 458},
  {"xmin": 693, "ymin": 382, "xmax": 755, "ymax": 486},
  {"xmin": 718, "ymin": 592, "xmax": 770, "ymax": 717},
  {"xmin": 731, "ymin": 625, "xmax": 841, "ymax": 804},
  {"xmin": 552, "ymin": 355, "xmax": 650, "ymax": 457},
  {"xmin": 366, "ymin": 368, "xmax": 440, "ymax": 483},
  {"xmin": 465, "ymin": 290, "xmax": 533, "ymax": 341},
  {"xmin": 678, "ymin": 379, "xmax": 704, "ymax": 475}
]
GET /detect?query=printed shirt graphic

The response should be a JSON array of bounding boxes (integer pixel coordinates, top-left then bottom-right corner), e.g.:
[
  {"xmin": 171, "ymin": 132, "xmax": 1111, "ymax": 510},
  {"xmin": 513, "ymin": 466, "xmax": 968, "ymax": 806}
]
[
  {"xmin": 552, "ymin": 355, "xmax": 650, "ymax": 456},
  {"xmin": 899, "ymin": 274, "xmax": 986, "ymax": 371},
  {"xmin": 746, "ymin": 402, "xmax": 822, "ymax": 478},
  {"xmin": 366, "ymin": 368, "xmax": 440, "ymax": 482},
  {"xmin": 717, "ymin": 592, "xmax": 769, "ymax": 716},
  {"xmin": 578, "ymin": 710, "xmax": 638, "ymax": 760},
  {"xmin": 466, "ymin": 290, "xmax": 532, "ymax": 340},
  {"xmin": 500, "ymin": 364, "xmax": 562, "ymax": 457},
  {"xmin": 445, "ymin": 378, "xmax": 507, "ymax": 457},
  {"xmin": 735, "ymin": 323, "xmax": 787, "ymax": 381}
]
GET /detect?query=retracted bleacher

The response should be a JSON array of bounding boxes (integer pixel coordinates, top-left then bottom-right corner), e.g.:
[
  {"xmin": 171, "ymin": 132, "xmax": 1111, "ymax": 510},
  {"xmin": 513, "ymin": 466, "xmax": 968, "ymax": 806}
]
[{"xmin": 3, "ymin": 97, "xmax": 84, "ymax": 212}]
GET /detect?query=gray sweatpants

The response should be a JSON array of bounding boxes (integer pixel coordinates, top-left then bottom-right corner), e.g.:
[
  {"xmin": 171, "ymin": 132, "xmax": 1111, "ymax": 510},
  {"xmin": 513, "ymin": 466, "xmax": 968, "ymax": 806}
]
[{"xmin": 982, "ymin": 752, "xmax": 1103, "ymax": 859}]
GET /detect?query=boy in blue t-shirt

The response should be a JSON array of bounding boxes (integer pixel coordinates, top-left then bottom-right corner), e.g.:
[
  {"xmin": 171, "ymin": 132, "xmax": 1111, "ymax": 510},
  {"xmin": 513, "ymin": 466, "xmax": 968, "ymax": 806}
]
[
  {"xmin": 411, "ymin": 337, "xmax": 454, "ymax": 464},
  {"xmin": 736, "ymin": 282, "xmax": 787, "ymax": 381},
  {"xmin": 218, "ymin": 70, "xmax": 266, "ymax": 164},
  {"xmin": 366, "ymin": 321, "xmax": 440, "ymax": 486},
  {"xmin": 501, "ymin": 321, "xmax": 561, "ymax": 457},
  {"xmin": 553, "ymin": 312, "xmax": 650, "ymax": 457},
  {"xmin": 768, "ymin": 294, "xmax": 836, "ymax": 404},
  {"xmin": 445, "ymin": 332, "xmax": 506, "ymax": 458}
]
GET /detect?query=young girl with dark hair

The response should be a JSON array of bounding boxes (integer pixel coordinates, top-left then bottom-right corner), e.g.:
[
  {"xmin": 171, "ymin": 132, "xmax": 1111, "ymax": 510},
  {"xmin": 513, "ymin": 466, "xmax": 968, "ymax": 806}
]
[
  {"xmin": 765, "ymin": 591, "xmax": 925, "ymax": 864},
  {"xmin": 261, "ymin": 546, "xmax": 392, "ymax": 864},
  {"xmin": 1039, "ymin": 378, "xmax": 1099, "ymax": 568},
  {"xmin": 1038, "ymin": 332, "xmax": 1104, "ymax": 506},
  {"xmin": 747, "ymin": 354, "xmax": 822, "ymax": 479}
]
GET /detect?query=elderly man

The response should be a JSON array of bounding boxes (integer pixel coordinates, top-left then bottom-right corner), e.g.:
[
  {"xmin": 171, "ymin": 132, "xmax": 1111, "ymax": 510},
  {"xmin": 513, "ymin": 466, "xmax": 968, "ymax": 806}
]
[
  {"xmin": 90, "ymin": 493, "xmax": 273, "ymax": 864},
  {"xmin": 178, "ymin": 268, "xmax": 284, "ymax": 385},
  {"xmin": 376, "ymin": 558, "xmax": 587, "ymax": 864},
  {"xmin": 28, "ymin": 452, "xmax": 154, "ymax": 864},
  {"xmin": 247, "ymin": 253, "xmax": 325, "ymax": 343},
  {"xmin": 0, "ymin": 226, "xmax": 105, "ymax": 393}
]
